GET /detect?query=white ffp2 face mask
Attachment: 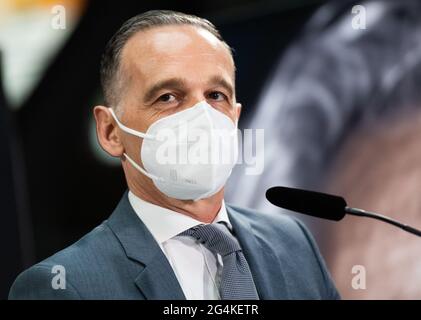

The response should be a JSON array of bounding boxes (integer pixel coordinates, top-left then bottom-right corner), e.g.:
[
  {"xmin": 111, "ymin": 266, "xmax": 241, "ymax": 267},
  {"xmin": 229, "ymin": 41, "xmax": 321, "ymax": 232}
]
[{"xmin": 109, "ymin": 101, "xmax": 238, "ymax": 201}]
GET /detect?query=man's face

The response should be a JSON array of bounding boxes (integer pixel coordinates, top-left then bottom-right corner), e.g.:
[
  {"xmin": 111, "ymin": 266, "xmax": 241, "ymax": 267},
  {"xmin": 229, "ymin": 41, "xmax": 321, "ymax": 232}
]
[
  {"xmin": 118, "ymin": 25, "xmax": 238, "ymax": 128},
  {"xmin": 105, "ymin": 24, "xmax": 240, "ymax": 199}
]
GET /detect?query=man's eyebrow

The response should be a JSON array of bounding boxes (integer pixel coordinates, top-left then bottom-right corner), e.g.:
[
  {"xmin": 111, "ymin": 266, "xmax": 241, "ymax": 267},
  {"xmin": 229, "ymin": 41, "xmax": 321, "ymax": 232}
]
[
  {"xmin": 142, "ymin": 76, "xmax": 235, "ymax": 103},
  {"xmin": 143, "ymin": 78, "xmax": 188, "ymax": 103},
  {"xmin": 207, "ymin": 75, "xmax": 234, "ymax": 99}
]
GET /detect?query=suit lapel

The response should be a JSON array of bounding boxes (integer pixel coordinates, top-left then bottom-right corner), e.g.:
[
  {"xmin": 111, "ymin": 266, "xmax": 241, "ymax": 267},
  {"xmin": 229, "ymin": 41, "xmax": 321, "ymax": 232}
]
[
  {"xmin": 226, "ymin": 205, "xmax": 291, "ymax": 299},
  {"xmin": 134, "ymin": 254, "xmax": 186, "ymax": 300},
  {"xmin": 107, "ymin": 192, "xmax": 186, "ymax": 300},
  {"xmin": 106, "ymin": 192, "xmax": 290, "ymax": 299}
]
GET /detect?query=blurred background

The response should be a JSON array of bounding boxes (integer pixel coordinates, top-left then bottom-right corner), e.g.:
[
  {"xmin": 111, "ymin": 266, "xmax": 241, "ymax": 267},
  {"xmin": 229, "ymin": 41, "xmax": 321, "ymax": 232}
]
[{"xmin": 1, "ymin": 0, "xmax": 421, "ymax": 299}]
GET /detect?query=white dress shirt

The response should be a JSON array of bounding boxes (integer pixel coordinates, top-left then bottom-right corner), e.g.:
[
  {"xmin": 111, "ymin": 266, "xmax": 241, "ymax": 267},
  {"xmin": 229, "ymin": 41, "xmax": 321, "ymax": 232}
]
[{"xmin": 128, "ymin": 191, "xmax": 232, "ymax": 300}]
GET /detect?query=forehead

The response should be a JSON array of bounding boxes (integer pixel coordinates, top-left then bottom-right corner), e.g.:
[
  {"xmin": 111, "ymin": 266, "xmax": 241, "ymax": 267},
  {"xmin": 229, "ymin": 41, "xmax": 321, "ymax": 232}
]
[{"xmin": 120, "ymin": 24, "xmax": 235, "ymax": 86}]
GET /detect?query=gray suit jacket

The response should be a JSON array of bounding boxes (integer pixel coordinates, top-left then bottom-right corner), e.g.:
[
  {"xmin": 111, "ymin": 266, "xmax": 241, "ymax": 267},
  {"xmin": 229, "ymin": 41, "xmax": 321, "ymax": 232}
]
[{"xmin": 9, "ymin": 192, "xmax": 340, "ymax": 299}]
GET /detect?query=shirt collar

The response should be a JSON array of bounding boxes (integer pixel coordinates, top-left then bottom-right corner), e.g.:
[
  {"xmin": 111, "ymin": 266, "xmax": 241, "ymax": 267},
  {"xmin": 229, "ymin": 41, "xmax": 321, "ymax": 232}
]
[{"xmin": 128, "ymin": 191, "xmax": 232, "ymax": 244}]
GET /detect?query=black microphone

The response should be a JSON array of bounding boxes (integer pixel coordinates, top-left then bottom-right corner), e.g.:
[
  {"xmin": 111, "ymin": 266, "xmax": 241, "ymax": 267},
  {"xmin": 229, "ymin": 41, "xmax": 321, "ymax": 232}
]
[{"xmin": 266, "ymin": 186, "xmax": 421, "ymax": 237}]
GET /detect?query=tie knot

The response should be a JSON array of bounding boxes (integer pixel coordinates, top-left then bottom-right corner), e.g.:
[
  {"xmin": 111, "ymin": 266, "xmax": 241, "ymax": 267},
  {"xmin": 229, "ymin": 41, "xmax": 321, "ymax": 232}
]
[{"xmin": 180, "ymin": 223, "xmax": 241, "ymax": 256}]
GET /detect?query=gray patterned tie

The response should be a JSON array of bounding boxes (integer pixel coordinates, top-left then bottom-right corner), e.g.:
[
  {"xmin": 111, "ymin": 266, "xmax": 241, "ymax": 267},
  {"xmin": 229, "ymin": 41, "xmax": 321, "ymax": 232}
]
[{"xmin": 180, "ymin": 223, "xmax": 259, "ymax": 300}]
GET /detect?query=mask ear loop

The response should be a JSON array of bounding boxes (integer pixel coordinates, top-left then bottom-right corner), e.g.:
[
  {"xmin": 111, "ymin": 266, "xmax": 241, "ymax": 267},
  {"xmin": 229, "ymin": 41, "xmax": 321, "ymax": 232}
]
[
  {"xmin": 107, "ymin": 107, "xmax": 164, "ymax": 182},
  {"xmin": 108, "ymin": 108, "xmax": 155, "ymax": 139},
  {"xmin": 123, "ymin": 152, "xmax": 165, "ymax": 182}
]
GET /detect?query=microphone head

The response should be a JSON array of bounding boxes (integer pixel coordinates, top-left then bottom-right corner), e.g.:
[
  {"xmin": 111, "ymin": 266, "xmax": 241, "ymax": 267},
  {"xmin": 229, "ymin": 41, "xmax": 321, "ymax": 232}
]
[{"xmin": 266, "ymin": 186, "xmax": 347, "ymax": 221}]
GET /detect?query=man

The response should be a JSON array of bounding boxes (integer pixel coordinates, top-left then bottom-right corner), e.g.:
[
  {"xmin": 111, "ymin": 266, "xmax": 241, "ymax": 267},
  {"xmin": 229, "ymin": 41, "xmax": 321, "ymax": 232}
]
[{"xmin": 9, "ymin": 10, "xmax": 339, "ymax": 300}]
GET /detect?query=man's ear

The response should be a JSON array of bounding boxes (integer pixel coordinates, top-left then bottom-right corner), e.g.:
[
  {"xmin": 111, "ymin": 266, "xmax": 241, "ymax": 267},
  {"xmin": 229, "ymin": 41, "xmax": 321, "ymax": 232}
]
[
  {"xmin": 93, "ymin": 106, "xmax": 124, "ymax": 157},
  {"xmin": 235, "ymin": 102, "xmax": 242, "ymax": 120}
]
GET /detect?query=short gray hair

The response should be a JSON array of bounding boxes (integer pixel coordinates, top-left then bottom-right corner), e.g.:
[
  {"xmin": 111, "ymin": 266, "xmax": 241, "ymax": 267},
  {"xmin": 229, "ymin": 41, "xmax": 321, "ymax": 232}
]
[{"xmin": 100, "ymin": 10, "xmax": 234, "ymax": 109}]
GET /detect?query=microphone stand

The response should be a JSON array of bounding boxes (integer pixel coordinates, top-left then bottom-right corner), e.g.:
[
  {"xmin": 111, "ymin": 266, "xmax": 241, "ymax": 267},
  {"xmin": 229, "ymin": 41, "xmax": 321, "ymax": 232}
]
[{"xmin": 345, "ymin": 207, "xmax": 421, "ymax": 237}]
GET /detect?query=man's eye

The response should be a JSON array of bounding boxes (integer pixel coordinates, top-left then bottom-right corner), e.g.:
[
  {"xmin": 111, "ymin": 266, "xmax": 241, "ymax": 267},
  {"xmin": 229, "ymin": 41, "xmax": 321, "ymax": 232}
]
[
  {"xmin": 208, "ymin": 91, "xmax": 227, "ymax": 101},
  {"xmin": 157, "ymin": 93, "xmax": 176, "ymax": 103}
]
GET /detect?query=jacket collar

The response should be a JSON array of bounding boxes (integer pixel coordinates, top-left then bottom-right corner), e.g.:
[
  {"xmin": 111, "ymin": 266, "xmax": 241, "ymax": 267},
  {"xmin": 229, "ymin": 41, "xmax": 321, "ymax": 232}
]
[
  {"xmin": 106, "ymin": 191, "xmax": 289, "ymax": 300},
  {"xmin": 107, "ymin": 191, "xmax": 186, "ymax": 300}
]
